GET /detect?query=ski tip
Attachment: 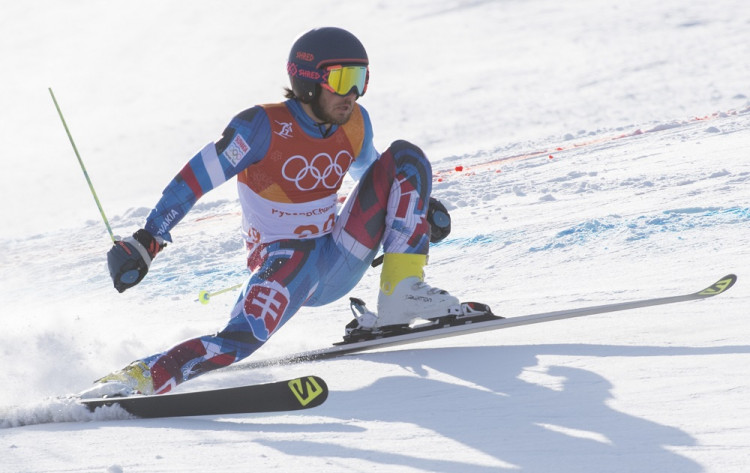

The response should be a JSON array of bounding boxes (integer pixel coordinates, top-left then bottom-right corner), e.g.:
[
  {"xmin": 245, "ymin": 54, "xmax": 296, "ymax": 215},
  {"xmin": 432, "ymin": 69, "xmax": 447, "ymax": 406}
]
[
  {"xmin": 697, "ymin": 274, "xmax": 737, "ymax": 297},
  {"xmin": 288, "ymin": 375, "xmax": 329, "ymax": 408}
]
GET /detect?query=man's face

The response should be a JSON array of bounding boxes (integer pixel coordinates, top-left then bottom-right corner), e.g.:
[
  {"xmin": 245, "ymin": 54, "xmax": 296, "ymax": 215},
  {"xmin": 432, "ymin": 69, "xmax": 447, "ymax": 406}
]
[{"xmin": 309, "ymin": 88, "xmax": 357, "ymax": 126}]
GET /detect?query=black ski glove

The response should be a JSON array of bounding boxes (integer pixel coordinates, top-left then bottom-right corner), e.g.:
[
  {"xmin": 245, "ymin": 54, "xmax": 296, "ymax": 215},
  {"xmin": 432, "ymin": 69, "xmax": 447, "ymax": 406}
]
[
  {"xmin": 427, "ymin": 197, "xmax": 451, "ymax": 243},
  {"xmin": 107, "ymin": 229, "xmax": 166, "ymax": 293}
]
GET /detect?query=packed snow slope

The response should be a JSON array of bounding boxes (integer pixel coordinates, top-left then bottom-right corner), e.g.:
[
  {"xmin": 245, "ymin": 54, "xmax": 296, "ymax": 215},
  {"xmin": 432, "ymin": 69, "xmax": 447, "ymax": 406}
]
[{"xmin": 1, "ymin": 0, "xmax": 749, "ymax": 472}]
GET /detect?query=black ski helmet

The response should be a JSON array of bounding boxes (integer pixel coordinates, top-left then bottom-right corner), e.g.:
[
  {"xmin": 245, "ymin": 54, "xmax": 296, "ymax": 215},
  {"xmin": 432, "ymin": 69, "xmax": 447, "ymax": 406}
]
[{"xmin": 287, "ymin": 27, "xmax": 369, "ymax": 103}]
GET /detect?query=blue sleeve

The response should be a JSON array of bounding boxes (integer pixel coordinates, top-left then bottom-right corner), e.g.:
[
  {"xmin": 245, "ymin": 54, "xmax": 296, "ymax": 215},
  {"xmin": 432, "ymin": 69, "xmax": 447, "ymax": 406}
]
[
  {"xmin": 144, "ymin": 106, "xmax": 271, "ymax": 242},
  {"xmin": 348, "ymin": 105, "xmax": 379, "ymax": 181}
]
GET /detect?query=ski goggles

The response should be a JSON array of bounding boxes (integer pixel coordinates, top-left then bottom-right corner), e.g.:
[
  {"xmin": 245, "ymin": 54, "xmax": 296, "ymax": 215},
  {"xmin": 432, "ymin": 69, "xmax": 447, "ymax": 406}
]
[{"xmin": 322, "ymin": 65, "xmax": 369, "ymax": 97}]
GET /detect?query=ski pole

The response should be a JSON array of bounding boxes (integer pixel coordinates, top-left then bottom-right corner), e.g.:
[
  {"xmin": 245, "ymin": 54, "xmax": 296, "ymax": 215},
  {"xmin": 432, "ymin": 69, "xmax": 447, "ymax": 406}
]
[
  {"xmin": 49, "ymin": 87, "xmax": 116, "ymax": 244},
  {"xmin": 197, "ymin": 283, "xmax": 244, "ymax": 305}
]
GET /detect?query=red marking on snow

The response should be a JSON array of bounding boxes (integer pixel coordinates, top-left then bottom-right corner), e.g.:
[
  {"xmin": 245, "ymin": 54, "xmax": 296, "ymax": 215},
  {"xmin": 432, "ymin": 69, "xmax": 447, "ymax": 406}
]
[{"xmin": 432, "ymin": 105, "xmax": 750, "ymax": 183}]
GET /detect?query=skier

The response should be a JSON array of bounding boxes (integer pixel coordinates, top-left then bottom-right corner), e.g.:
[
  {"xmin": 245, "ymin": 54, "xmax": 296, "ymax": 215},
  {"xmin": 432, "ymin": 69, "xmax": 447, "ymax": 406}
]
[{"xmin": 85, "ymin": 27, "xmax": 459, "ymax": 397}]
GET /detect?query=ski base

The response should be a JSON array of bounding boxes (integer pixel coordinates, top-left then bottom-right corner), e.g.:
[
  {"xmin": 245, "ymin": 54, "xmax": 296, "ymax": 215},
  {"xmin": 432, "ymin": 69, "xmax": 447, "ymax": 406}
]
[{"xmin": 79, "ymin": 375, "xmax": 328, "ymax": 419}]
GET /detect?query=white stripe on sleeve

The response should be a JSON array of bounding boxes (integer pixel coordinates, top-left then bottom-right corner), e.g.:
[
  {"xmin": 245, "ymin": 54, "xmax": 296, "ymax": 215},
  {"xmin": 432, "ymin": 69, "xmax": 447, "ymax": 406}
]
[{"xmin": 201, "ymin": 143, "xmax": 226, "ymax": 189}]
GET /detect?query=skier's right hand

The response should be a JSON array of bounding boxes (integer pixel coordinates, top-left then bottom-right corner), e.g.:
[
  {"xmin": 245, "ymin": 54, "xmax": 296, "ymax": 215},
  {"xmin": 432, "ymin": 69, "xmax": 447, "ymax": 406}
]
[{"xmin": 107, "ymin": 229, "xmax": 165, "ymax": 293}]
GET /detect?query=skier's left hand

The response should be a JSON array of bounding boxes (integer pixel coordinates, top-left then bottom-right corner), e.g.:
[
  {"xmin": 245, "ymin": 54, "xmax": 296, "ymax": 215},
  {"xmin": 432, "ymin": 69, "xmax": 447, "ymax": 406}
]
[
  {"xmin": 427, "ymin": 197, "xmax": 451, "ymax": 243},
  {"xmin": 107, "ymin": 229, "xmax": 166, "ymax": 293}
]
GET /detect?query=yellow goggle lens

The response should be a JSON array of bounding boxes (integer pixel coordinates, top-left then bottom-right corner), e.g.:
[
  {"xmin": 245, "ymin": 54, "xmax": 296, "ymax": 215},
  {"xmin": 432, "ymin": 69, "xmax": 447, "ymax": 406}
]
[{"xmin": 324, "ymin": 65, "xmax": 368, "ymax": 96}]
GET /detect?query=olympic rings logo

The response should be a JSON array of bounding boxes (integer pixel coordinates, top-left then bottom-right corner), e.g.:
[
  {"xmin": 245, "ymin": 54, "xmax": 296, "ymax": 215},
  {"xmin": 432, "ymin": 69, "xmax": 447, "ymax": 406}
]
[{"xmin": 281, "ymin": 151, "xmax": 352, "ymax": 191}]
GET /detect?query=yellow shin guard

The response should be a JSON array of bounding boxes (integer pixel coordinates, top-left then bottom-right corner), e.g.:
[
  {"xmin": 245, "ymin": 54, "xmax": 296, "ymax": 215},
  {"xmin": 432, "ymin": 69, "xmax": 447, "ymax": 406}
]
[{"xmin": 379, "ymin": 253, "xmax": 427, "ymax": 296}]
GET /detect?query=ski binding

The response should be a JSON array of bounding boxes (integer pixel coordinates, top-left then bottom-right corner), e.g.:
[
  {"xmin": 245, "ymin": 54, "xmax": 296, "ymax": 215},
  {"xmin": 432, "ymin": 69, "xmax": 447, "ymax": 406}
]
[{"xmin": 341, "ymin": 297, "xmax": 502, "ymax": 344}]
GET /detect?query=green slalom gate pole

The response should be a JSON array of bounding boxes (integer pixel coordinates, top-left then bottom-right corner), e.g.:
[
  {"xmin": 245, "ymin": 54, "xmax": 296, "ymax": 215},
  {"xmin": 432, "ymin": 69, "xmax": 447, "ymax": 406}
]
[
  {"xmin": 197, "ymin": 283, "xmax": 244, "ymax": 305},
  {"xmin": 49, "ymin": 87, "xmax": 116, "ymax": 244},
  {"xmin": 50, "ymin": 88, "xmax": 244, "ymax": 303}
]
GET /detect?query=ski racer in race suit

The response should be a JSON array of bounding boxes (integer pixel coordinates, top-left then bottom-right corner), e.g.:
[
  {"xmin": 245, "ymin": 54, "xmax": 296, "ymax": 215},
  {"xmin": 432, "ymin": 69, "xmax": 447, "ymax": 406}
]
[{"xmin": 94, "ymin": 27, "xmax": 458, "ymax": 396}]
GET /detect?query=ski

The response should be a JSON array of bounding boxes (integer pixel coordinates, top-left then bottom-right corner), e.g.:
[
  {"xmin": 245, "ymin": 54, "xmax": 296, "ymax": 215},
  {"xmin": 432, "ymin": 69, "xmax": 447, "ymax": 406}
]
[
  {"xmin": 225, "ymin": 274, "xmax": 737, "ymax": 371},
  {"xmin": 80, "ymin": 375, "xmax": 328, "ymax": 419}
]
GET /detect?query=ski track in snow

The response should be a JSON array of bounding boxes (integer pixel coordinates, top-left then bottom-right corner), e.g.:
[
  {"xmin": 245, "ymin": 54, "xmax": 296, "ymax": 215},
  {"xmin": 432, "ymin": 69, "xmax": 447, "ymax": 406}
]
[{"xmin": 2, "ymin": 0, "xmax": 750, "ymax": 472}]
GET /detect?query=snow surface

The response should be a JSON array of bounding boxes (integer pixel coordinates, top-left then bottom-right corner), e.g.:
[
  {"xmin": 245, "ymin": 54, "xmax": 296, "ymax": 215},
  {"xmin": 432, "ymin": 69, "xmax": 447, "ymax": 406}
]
[{"xmin": 2, "ymin": 0, "xmax": 750, "ymax": 471}]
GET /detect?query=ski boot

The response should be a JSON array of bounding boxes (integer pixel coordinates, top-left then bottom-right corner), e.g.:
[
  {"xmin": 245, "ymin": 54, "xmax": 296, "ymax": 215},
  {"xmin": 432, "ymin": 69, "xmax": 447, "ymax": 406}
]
[
  {"xmin": 344, "ymin": 253, "xmax": 461, "ymax": 342},
  {"xmin": 79, "ymin": 360, "xmax": 155, "ymax": 399}
]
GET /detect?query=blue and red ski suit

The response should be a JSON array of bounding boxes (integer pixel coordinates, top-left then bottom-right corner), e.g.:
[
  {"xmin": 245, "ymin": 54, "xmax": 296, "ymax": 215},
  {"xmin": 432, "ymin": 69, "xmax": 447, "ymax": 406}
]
[{"xmin": 139, "ymin": 99, "xmax": 432, "ymax": 393}]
